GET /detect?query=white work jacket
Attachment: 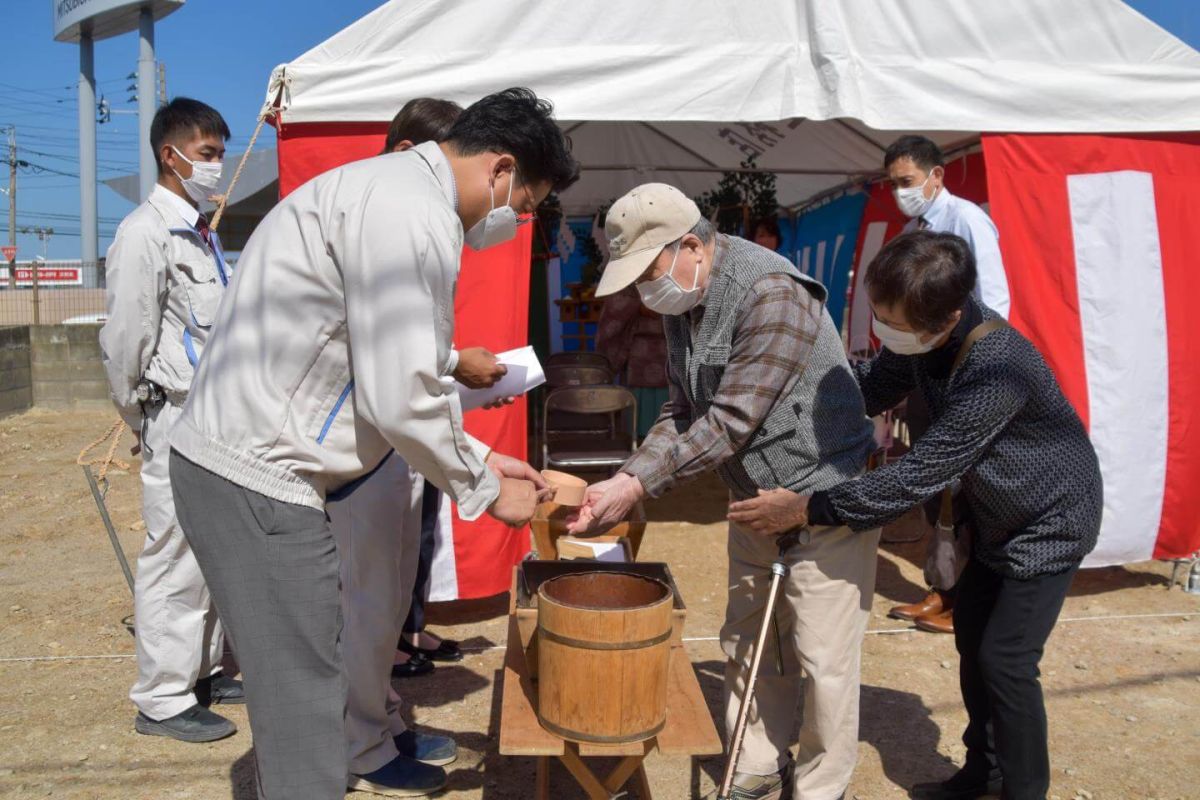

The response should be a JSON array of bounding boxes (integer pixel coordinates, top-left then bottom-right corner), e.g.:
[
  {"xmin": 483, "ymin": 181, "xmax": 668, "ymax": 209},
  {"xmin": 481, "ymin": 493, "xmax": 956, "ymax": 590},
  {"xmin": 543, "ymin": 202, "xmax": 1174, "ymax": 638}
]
[
  {"xmin": 170, "ymin": 142, "xmax": 499, "ymax": 520},
  {"xmin": 99, "ymin": 184, "xmax": 231, "ymax": 429}
]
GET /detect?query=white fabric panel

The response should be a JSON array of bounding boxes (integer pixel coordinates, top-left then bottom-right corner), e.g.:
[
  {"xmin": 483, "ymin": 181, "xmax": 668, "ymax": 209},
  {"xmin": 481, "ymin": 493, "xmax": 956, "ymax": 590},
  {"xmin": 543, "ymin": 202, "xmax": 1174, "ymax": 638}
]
[
  {"xmin": 847, "ymin": 221, "xmax": 888, "ymax": 353},
  {"xmin": 272, "ymin": 0, "xmax": 1200, "ymax": 132},
  {"xmin": 1069, "ymin": 171, "xmax": 1168, "ymax": 567},
  {"xmin": 426, "ymin": 492, "xmax": 460, "ymax": 602}
]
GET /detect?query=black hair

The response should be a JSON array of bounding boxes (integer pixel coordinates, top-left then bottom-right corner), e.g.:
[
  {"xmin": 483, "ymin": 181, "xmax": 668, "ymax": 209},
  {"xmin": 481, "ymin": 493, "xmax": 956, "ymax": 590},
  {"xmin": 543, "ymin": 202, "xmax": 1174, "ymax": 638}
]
[
  {"xmin": 883, "ymin": 135, "xmax": 944, "ymax": 172},
  {"xmin": 865, "ymin": 231, "xmax": 976, "ymax": 332},
  {"xmin": 382, "ymin": 98, "xmax": 463, "ymax": 154},
  {"xmin": 444, "ymin": 87, "xmax": 580, "ymax": 192},
  {"xmin": 150, "ymin": 97, "xmax": 230, "ymax": 174},
  {"xmin": 751, "ymin": 217, "xmax": 780, "ymax": 243}
]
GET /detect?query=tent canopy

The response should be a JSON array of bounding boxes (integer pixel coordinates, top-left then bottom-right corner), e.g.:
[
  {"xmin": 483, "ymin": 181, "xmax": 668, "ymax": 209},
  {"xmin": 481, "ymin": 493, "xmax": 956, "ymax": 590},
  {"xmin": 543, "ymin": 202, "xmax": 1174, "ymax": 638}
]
[{"xmin": 269, "ymin": 0, "xmax": 1200, "ymax": 213}]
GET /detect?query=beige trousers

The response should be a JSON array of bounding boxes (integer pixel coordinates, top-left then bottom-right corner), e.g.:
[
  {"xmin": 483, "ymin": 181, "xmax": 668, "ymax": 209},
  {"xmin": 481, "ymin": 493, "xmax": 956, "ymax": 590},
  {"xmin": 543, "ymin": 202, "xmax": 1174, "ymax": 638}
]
[
  {"xmin": 721, "ymin": 522, "xmax": 879, "ymax": 799},
  {"xmin": 327, "ymin": 452, "xmax": 424, "ymax": 776}
]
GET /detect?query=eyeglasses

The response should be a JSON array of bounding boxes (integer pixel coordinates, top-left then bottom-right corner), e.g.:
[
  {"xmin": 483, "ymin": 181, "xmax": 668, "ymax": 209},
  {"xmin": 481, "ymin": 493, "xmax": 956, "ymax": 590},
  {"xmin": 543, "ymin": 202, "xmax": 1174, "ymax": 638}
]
[{"xmin": 514, "ymin": 168, "xmax": 538, "ymax": 227}]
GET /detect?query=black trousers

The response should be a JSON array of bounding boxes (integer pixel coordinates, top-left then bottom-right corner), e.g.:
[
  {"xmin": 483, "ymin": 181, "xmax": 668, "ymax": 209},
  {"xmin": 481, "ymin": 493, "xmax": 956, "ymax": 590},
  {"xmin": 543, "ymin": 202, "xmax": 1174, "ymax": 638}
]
[
  {"xmin": 402, "ymin": 483, "xmax": 441, "ymax": 635},
  {"xmin": 953, "ymin": 557, "xmax": 1077, "ymax": 800}
]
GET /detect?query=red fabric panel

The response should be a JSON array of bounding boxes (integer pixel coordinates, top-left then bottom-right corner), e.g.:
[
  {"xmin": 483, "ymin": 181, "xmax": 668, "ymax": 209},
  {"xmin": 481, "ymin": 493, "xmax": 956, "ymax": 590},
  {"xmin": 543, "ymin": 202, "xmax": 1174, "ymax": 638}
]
[
  {"xmin": 983, "ymin": 132, "xmax": 1200, "ymax": 561},
  {"xmin": 980, "ymin": 136, "xmax": 1089, "ymax": 425},
  {"xmin": 450, "ymin": 225, "xmax": 534, "ymax": 598},
  {"xmin": 276, "ymin": 122, "xmax": 534, "ymax": 596},
  {"xmin": 277, "ymin": 122, "xmax": 389, "ymax": 197}
]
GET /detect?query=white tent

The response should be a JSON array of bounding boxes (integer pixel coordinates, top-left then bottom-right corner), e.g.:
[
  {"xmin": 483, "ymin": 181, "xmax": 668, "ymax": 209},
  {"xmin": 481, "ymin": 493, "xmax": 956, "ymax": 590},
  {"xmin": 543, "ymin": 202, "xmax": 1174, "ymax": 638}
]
[{"xmin": 267, "ymin": 0, "xmax": 1200, "ymax": 213}]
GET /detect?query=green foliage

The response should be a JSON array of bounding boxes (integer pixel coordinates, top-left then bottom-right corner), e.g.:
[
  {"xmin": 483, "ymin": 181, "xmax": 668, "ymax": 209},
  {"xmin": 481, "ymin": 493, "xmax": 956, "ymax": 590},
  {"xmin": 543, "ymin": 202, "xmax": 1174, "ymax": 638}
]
[{"xmin": 693, "ymin": 155, "xmax": 779, "ymax": 234}]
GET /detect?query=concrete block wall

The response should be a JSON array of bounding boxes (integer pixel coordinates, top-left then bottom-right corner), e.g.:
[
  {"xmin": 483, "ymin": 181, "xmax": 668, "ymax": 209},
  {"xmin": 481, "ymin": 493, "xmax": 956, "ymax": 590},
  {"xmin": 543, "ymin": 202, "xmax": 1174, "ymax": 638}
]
[
  {"xmin": 30, "ymin": 325, "xmax": 110, "ymax": 408},
  {"xmin": 0, "ymin": 326, "xmax": 33, "ymax": 417}
]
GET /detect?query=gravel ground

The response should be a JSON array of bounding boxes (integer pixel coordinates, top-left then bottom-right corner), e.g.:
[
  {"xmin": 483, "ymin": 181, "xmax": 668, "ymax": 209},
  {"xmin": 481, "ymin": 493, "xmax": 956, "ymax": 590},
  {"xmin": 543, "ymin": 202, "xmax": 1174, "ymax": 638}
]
[{"xmin": 1, "ymin": 408, "xmax": 1197, "ymax": 799}]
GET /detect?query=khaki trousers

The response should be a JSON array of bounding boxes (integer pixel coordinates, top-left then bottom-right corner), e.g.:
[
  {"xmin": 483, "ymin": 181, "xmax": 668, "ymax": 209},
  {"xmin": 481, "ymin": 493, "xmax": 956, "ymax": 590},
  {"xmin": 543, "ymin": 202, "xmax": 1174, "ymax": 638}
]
[
  {"xmin": 326, "ymin": 452, "xmax": 424, "ymax": 776},
  {"xmin": 721, "ymin": 522, "xmax": 879, "ymax": 799}
]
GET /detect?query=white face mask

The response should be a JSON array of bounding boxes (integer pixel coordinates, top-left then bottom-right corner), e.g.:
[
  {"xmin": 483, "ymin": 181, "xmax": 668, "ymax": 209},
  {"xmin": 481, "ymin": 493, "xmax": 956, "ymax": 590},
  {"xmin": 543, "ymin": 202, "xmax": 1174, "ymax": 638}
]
[
  {"xmin": 464, "ymin": 171, "xmax": 519, "ymax": 251},
  {"xmin": 637, "ymin": 245, "xmax": 703, "ymax": 316},
  {"xmin": 872, "ymin": 316, "xmax": 939, "ymax": 355},
  {"xmin": 170, "ymin": 145, "xmax": 222, "ymax": 204},
  {"xmin": 893, "ymin": 172, "xmax": 937, "ymax": 218}
]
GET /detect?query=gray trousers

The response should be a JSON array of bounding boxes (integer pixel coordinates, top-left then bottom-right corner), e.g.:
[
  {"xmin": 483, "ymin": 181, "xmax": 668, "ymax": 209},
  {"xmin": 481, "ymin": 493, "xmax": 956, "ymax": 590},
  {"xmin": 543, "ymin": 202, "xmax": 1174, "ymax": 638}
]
[
  {"xmin": 170, "ymin": 450, "xmax": 347, "ymax": 800},
  {"xmin": 326, "ymin": 451, "xmax": 424, "ymax": 775}
]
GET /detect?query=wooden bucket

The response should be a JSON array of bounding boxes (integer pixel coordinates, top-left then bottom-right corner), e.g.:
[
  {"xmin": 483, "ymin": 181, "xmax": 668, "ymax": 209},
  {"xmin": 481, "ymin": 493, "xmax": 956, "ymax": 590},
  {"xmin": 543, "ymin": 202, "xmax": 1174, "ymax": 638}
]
[{"xmin": 536, "ymin": 571, "xmax": 673, "ymax": 744}]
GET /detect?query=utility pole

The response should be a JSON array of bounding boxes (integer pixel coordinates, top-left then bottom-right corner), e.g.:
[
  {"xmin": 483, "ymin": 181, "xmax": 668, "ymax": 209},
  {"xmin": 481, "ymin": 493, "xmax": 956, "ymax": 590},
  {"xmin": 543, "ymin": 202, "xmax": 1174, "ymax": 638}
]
[
  {"xmin": 79, "ymin": 33, "xmax": 98, "ymax": 277},
  {"xmin": 6, "ymin": 127, "xmax": 14, "ymax": 291},
  {"xmin": 158, "ymin": 61, "xmax": 167, "ymax": 106},
  {"xmin": 30, "ymin": 227, "xmax": 52, "ymax": 326},
  {"xmin": 137, "ymin": 8, "xmax": 156, "ymax": 202}
]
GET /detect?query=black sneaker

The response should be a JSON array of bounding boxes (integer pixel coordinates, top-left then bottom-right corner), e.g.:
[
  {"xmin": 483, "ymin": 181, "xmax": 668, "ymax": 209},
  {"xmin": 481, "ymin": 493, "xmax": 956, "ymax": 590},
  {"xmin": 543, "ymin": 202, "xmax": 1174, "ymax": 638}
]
[
  {"xmin": 134, "ymin": 704, "xmax": 237, "ymax": 743},
  {"xmin": 910, "ymin": 768, "xmax": 1003, "ymax": 800},
  {"xmin": 394, "ymin": 729, "xmax": 457, "ymax": 766},
  {"xmin": 347, "ymin": 754, "xmax": 447, "ymax": 797},
  {"xmin": 195, "ymin": 672, "xmax": 246, "ymax": 706}
]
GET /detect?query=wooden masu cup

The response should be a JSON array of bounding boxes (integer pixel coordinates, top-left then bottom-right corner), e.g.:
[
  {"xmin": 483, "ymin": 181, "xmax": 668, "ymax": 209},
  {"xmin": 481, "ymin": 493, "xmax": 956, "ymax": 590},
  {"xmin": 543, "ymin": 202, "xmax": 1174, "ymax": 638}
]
[{"xmin": 536, "ymin": 571, "xmax": 673, "ymax": 744}]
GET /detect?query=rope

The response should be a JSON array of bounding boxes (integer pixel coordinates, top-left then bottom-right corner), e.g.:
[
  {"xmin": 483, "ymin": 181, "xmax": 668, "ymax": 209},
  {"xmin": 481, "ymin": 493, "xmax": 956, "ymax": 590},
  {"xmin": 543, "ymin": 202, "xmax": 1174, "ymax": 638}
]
[
  {"xmin": 210, "ymin": 112, "xmax": 270, "ymax": 233},
  {"xmin": 76, "ymin": 419, "xmax": 129, "ymax": 483}
]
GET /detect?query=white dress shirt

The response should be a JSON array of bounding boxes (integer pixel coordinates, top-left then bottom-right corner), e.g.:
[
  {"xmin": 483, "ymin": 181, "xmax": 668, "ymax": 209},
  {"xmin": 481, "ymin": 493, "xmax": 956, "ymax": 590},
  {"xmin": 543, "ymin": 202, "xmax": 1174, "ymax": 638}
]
[{"xmin": 904, "ymin": 187, "xmax": 1010, "ymax": 319}]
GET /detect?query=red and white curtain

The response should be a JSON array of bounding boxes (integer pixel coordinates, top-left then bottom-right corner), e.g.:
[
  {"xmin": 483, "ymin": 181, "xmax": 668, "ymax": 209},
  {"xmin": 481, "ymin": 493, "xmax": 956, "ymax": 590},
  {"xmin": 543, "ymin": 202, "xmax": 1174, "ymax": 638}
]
[{"xmin": 984, "ymin": 133, "xmax": 1200, "ymax": 566}]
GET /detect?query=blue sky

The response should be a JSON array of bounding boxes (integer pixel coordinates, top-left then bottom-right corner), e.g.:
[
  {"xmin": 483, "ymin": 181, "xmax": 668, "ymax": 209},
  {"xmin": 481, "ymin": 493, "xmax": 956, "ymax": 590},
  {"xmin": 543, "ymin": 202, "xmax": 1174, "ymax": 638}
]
[{"xmin": 0, "ymin": 0, "xmax": 1196, "ymax": 261}]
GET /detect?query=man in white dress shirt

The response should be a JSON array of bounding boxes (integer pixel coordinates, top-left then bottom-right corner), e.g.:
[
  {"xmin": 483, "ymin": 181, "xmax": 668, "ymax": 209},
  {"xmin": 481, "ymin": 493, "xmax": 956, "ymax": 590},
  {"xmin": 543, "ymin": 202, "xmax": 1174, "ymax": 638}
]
[{"xmin": 883, "ymin": 135, "xmax": 1010, "ymax": 634}]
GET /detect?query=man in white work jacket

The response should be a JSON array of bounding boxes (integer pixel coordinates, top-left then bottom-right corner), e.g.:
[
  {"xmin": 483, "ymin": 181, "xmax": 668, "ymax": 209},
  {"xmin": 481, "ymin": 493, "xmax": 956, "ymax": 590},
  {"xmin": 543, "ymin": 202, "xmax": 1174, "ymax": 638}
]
[
  {"xmin": 167, "ymin": 88, "xmax": 580, "ymax": 800},
  {"xmin": 99, "ymin": 97, "xmax": 243, "ymax": 743}
]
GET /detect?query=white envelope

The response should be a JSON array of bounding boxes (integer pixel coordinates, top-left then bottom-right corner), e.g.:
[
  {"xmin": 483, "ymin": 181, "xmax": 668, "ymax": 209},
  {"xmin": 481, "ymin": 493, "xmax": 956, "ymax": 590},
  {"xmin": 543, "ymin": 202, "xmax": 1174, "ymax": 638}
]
[{"xmin": 456, "ymin": 346, "xmax": 546, "ymax": 411}]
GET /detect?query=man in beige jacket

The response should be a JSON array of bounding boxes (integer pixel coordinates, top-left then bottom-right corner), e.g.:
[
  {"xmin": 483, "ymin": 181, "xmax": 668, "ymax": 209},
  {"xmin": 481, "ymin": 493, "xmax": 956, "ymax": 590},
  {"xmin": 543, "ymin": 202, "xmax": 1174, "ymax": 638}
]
[{"xmin": 167, "ymin": 88, "xmax": 579, "ymax": 800}]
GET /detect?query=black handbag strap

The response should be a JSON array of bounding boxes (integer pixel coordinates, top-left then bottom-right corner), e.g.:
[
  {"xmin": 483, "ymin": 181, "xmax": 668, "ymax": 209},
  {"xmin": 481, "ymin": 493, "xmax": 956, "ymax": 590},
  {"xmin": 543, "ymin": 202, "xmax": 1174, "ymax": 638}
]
[{"xmin": 938, "ymin": 318, "xmax": 1009, "ymax": 527}]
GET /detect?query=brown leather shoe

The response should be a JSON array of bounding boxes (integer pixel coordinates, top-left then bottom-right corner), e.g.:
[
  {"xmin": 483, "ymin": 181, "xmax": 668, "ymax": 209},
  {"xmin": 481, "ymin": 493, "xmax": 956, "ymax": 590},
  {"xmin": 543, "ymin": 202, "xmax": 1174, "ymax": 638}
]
[
  {"xmin": 914, "ymin": 608, "xmax": 955, "ymax": 634},
  {"xmin": 889, "ymin": 590, "xmax": 945, "ymax": 621}
]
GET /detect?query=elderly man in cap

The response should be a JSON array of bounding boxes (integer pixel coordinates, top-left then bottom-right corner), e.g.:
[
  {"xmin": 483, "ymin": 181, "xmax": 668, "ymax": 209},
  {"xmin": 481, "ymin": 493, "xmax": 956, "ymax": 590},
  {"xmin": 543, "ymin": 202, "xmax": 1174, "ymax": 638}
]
[{"xmin": 569, "ymin": 184, "xmax": 879, "ymax": 799}]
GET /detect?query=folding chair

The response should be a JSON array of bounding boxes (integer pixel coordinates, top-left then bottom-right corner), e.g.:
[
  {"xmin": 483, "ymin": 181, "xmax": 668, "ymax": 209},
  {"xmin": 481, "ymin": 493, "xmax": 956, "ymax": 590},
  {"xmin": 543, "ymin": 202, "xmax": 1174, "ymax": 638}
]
[
  {"xmin": 544, "ymin": 363, "xmax": 612, "ymax": 389},
  {"xmin": 546, "ymin": 351, "xmax": 613, "ymax": 372},
  {"xmin": 542, "ymin": 386, "xmax": 637, "ymax": 477}
]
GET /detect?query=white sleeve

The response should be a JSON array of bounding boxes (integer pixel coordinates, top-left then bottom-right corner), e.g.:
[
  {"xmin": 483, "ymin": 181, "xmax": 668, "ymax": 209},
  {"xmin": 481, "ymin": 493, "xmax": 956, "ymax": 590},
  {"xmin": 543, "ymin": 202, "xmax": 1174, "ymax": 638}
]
[
  {"xmin": 956, "ymin": 207, "xmax": 1011, "ymax": 320},
  {"xmin": 98, "ymin": 223, "xmax": 166, "ymax": 429},
  {"xmin": 337, "ymin": 194, "xmax": 499, "ymax": 521},
  {"xmin": 446, "ymin": 348, "xmax": 461, "ymax": 376}
]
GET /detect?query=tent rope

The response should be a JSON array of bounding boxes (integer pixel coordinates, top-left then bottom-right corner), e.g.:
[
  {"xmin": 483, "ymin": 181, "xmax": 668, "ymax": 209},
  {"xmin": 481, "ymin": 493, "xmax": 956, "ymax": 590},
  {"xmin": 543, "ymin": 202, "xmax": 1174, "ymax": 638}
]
[
  {"xmin": 210, "ymin": 74, "xmax": 288, "ymax": 232},
  {"xmin": 210, "ymin": 113, "xmax": 270, "ymax": 233},
  {"xmin": 76, "ymin": 419, "xmax": 129, "ymax": 485}
]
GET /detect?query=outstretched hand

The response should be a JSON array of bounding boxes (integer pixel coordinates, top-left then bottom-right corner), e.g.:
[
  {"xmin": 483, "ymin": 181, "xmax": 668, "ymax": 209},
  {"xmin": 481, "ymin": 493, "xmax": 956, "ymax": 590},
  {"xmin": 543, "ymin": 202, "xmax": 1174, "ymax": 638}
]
[
  {"xmin": 727, "ymin": 488, "xmax": 810, "ymax": 536},
  {"xmin": 566, "ymin": 473, "xmax": 645, "ymax": 535},
  {"xmin": 486, "ymin": 451, "xmax": 554, "ymax": 503}
]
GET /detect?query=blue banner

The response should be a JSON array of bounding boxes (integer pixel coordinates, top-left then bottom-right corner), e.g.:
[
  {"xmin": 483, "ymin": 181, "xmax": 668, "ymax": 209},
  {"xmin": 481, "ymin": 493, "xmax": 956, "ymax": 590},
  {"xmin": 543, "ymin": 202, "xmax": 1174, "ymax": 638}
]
[{"xmin": 793, "ymin": 193, "xmax": 869, "ymax": 332}]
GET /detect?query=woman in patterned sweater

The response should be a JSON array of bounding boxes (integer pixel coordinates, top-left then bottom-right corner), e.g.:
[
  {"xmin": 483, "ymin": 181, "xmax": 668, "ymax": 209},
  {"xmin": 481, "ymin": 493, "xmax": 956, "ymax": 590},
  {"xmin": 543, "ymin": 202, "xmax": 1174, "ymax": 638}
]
[{"xmin": 730, "ymin": 231, "xmax": 1103, "ymax": 800}]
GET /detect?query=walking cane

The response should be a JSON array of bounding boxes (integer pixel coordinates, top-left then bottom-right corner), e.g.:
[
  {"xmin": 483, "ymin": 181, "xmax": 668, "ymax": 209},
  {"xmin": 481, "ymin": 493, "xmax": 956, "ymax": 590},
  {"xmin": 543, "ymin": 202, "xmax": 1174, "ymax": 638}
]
[{"xmin": 716, "ymin": 526, "xmax": 807, "ymax": 800}]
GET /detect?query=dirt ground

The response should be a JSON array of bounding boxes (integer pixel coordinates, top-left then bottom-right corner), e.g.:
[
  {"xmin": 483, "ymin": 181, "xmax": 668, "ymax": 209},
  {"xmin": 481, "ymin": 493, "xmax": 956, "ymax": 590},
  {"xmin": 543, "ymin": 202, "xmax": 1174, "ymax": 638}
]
[{"xmin": 1, "ymin": 408, "xmax": 1197, "ymax": 800}]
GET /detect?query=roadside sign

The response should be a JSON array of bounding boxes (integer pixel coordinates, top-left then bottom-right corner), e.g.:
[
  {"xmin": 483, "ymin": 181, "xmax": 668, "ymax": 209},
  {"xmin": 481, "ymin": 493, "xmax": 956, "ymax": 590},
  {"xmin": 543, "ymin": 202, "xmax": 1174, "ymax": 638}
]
[
  {"xmin": 1, "ymin": 246, "xmax": 15, "ymax": 262},
  {"xmin": 0, "ymin": 264, "xmax": 83, "ymax": 287}
]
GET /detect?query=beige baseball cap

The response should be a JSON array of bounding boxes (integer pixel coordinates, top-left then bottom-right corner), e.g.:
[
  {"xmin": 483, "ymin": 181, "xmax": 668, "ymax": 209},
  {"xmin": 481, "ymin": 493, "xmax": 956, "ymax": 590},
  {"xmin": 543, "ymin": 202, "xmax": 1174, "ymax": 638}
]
[{"xmin": 595, "ymin": 183, "xmax": 702, "ymax": 297}]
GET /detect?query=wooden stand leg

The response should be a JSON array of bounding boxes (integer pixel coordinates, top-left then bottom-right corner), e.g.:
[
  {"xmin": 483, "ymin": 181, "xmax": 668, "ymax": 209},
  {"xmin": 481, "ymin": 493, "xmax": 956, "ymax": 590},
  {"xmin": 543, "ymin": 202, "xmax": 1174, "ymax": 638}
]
[
  {"xmin": 633, "ymin": 764, "xmax": 652, "ymax": 799},
  {"xmin": 558, "ymin": 743, "xmax": 613, "ymax": 800},
  {"xmin": 535, "ymin": 756, "xmax": 550, "ymax": 800}
]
